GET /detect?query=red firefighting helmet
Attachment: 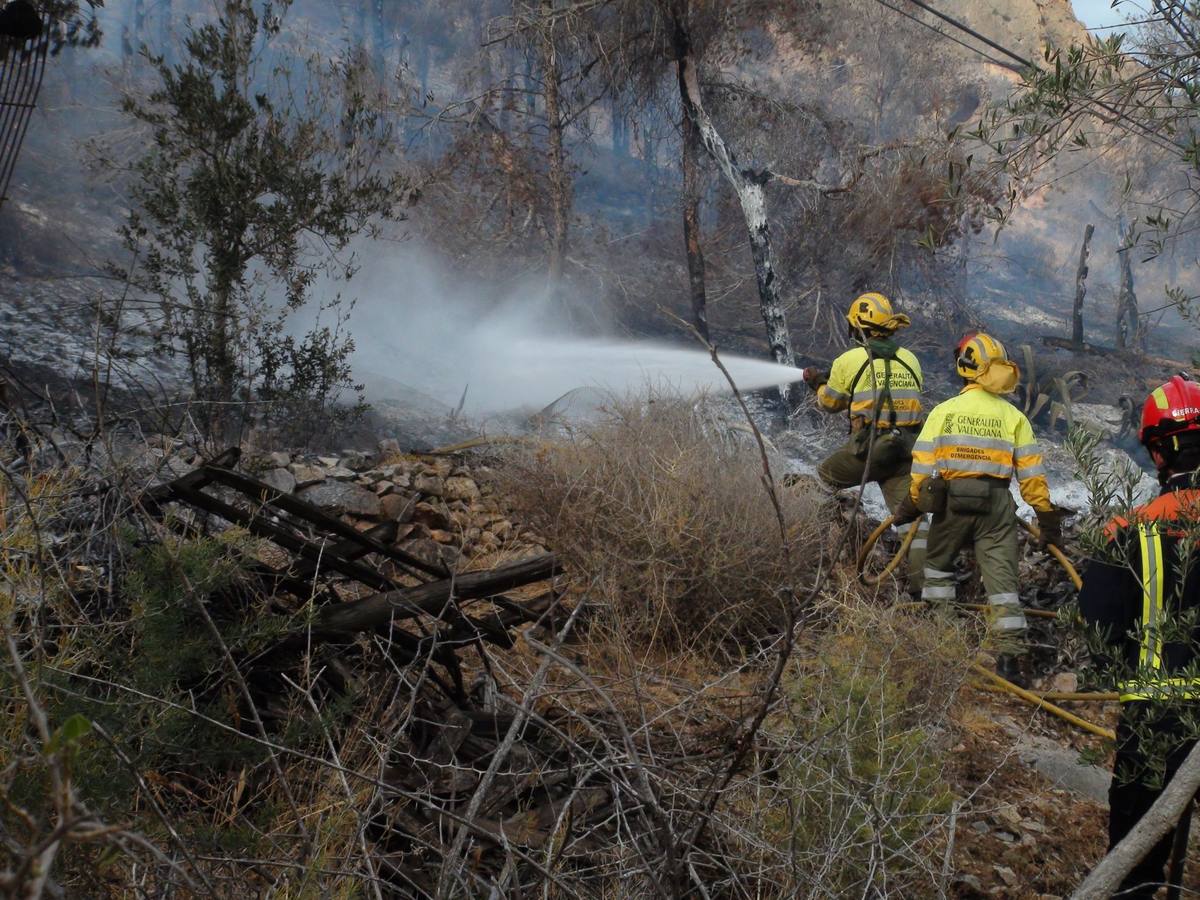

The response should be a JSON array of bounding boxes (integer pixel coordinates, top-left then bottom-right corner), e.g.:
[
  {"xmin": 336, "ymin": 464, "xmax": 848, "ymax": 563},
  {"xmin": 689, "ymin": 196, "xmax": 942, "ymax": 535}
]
[{"xmin": 1140, "ymin": 375, "xmax": 1200, "ymax": 448}]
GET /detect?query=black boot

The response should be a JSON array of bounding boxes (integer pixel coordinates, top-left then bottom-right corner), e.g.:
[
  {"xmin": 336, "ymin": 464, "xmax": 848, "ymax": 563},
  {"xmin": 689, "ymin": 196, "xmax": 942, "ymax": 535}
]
[{"xmin": 996, "ymin": 654, "xmax": 1027, "ymax": 689}]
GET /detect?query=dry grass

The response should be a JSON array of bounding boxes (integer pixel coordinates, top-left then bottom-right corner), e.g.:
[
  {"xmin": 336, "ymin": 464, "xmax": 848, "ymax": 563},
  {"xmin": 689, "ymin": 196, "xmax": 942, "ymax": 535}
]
[
  {"xmin": 495, "ymin": 396, "xmax": 823, "ymax": 654},
  {"xmin": 0, "ymin": 404, "xmax": 984, "ymax": 898}
]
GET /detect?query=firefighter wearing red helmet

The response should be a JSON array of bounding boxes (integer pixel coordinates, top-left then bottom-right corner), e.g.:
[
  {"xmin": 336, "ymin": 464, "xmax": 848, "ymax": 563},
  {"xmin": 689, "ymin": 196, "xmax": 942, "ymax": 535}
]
[{"xmin": 1080, "ymin": 374, "xmax": 1200, "ymax": 898}]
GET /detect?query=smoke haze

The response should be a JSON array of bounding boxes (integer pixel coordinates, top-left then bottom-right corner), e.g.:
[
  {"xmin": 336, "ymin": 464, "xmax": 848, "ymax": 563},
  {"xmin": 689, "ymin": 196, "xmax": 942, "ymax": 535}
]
[{"xmin": 341, "ymin": 244, "xmax": 800, "ymax": 417}]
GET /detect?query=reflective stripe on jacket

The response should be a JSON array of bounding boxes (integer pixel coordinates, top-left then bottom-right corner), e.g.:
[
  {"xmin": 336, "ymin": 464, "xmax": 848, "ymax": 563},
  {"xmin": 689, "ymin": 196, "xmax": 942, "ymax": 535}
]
[
  {"xmin": 1115, "ymin": 525, "xmax": 1179, "ymax": 701},
  {"xmin": 908, "ymin": 383, "xmax": 1052, "ymax": 512},
  {"xmin": 816, "ymin": 345, "xmax": 923, "ymax": 428},
  {"xmin": 1082, "ymin": 480, "xmax": 1200, "ymax": 702}
]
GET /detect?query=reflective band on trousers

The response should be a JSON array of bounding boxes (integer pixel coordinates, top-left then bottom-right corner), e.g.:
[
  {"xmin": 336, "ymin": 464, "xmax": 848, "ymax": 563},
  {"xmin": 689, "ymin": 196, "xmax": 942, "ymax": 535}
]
[
  {"xmin": 1116, "ymin": 524, "xmax": 1200, "ymax": 702},
  {"xmin": 911, "ymin": 520, "xmax": 930, "ymax": 551},
  {"xmin": 922, "ymin": 585, "xmax": 955, "ymax": 600},
  {"xmin": 989, "ymin": 591, "xmax": 1026, "ymax": 632},
  {"xmin": 994, "ymin": 614, "xmax": 1028, "ymax": 632}
]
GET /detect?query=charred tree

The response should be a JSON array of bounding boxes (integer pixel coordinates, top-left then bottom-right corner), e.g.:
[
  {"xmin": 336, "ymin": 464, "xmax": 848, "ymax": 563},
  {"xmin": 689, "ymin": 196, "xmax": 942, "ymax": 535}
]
[
  {"xmin": 158, "ymin": 0, "xmax": 173, "ymax": 66},
  {"xmin": 669, "ymin": 13, "xmax": 795, "ymax": 397},
  {"xmin": 539, "ymin": 0, "xmax": 569, "ymax": 296},
  {"xmin": 1116, "ymin": 215, "xmax": 1142, "ymax": 351},
  {"xmin": 1071, "ymin": 222, "xmax": 1093, "ymax": 348},
  {"xmin": 611, "ymin": 92, "xmax": 629, "ymax": 156},
  {"xmin": 120, "ymin": 0, "xmax": 146, "ymax": 71},
  {"xmin": 371, "ymin": 0, "xmax": 386, "ymax": 78},
  {"xmin": 681, "ymin": 113, "xmax": 709, "ymax": 341}
]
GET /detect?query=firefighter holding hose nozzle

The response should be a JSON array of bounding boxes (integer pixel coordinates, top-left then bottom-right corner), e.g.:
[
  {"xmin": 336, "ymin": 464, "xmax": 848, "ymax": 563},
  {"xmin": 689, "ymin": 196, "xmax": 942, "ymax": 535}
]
[
  {"xmin": 1080, "ymin": 375, "xmax": 1200, "ymax": 899},
  {"xmin": 801, "ymin": 291, "xmax": 928, "ymax": 592},
  {"xmin": 892, "ymin": 332, "xmax": 1068, "ymax": 683}
]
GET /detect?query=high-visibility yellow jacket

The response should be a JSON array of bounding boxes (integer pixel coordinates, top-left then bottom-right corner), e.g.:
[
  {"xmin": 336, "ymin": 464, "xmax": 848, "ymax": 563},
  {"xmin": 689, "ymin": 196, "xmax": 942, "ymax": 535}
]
[
  {"xmin": 909, "ymin": 383, "xmax": 1052, "ymax": 512},
  {"xmin": 816, "ymin": 345, "xmax": 923, "ymax": 428}
]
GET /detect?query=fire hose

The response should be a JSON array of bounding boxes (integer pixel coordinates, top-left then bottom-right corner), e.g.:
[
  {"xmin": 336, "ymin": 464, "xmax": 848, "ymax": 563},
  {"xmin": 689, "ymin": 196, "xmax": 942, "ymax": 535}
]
[
  {"xmin": 855, "ymin": 516, "xmax": 920, "ymax": 587},
  {"xmin": 970, "ymin": 662, "xmax": 1116, "ymax": 741},
  {"xmin": 856, "ymin": 514, "xmax": 1082, "ymax": 590},
  {"xmin": 858, "ymin": 512, "xmax": 1112, "ymax": 740}
]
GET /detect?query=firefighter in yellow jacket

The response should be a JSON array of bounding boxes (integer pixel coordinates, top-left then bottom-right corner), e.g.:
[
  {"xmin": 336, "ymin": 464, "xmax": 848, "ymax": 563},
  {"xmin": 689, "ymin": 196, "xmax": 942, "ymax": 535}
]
[
  {"xmin": 802, "ymin": 291, "xmax": 927, "ymax": 590},
  {"xmin": 893, "ymin": 332, "xmax": 1066, "ymax": 679}
]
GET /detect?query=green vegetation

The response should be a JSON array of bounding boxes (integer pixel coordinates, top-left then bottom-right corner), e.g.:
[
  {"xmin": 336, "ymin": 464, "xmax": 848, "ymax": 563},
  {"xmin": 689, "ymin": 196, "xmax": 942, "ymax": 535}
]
[{"xmin": 113, "ymin": 0, "xmax": 408, "ymax": 440}]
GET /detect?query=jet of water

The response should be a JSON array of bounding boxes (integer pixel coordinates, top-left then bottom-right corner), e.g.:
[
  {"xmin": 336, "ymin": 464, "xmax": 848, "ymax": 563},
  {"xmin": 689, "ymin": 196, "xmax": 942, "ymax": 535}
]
[
  {"xmin": 333, "ymin": 243, "xmax": 802, "ymax": 416},
  {"xmin": 359, "ymin": 332, "xmax": 800, "ymax": 415}
]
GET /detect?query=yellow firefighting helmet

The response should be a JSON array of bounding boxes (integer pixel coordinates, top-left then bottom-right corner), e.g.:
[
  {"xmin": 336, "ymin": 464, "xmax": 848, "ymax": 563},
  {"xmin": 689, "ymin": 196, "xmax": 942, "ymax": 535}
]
[
  {"xmin": 847, "ymin": 292, "xmax": 911, "ymax": 334},
  {"xmin": 955, "ymin": 331, "xmax": 1020, "ymax": 394}
]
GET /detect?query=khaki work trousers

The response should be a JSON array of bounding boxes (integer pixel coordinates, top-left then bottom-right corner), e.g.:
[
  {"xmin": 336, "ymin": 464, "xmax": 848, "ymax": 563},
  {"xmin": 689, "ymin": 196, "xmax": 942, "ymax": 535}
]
[
  {"xmin": 817, "ymin": 428, "xmax": 927, "ymax": 593},
  {"xmin": 920, "ymin": 478, "xmax": 1027, "ymax": 650}
]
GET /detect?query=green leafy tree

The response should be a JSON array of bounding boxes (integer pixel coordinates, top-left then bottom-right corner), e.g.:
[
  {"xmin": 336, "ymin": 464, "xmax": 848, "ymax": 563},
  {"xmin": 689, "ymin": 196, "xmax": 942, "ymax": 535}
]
[{"xmin": 118, "ymin": 0, "xmax": 409, "ymax": 439}]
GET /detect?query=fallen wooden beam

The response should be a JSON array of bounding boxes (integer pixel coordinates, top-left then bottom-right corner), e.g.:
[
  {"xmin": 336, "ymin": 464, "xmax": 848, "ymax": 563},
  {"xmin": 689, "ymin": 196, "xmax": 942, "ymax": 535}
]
[
  {"xmin": 1040, "ymin": 335, "xmax": 1116, "ymax": 356},
  {"xmin": 319, "ymin": 553, "xmax": 560, "ymax": 633},
  {"xmin": 170, "ymin": 482, "xmax": 401, "ymax": 592},
  {"xmin": 287, "ymin": 520, "xmax": 399, "ymax": 581},
  {"xmin": 139, "ymin": 447, "xmax": 241, "ymax": 511},
  {"xmin": 203, "ymin": 465, "xmax": 446, "ymax": 579},
  {"xmin": 281, "ymin": 553, "xmax": 561, "ymax": 641},
  {"xmin": 1040, "ymin": 335, "xmax": 1200, "ymax": 374}
]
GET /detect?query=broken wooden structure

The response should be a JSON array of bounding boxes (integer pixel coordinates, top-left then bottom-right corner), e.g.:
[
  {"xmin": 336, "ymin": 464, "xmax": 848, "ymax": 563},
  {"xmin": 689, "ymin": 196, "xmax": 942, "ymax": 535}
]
[{"xmin": 138, "ymin": 449, "xmax": 711, "ymax": 895}]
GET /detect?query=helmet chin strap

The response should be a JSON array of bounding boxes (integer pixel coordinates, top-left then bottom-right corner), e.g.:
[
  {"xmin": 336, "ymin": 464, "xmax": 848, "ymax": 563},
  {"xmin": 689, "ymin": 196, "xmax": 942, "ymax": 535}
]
[{"xmin": 1161, "ymin": 467, "xmax": 1200, "ymax": 488}]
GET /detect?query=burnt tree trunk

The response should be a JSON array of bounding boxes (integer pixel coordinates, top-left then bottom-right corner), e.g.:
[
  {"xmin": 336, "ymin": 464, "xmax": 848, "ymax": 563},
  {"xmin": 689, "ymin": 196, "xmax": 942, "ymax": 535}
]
[
  {"xmin": 539, "ymin": 0, "xmax": 569, "ymax": 296},
  {"xmin": 1071, "ymin": 740, "xmax": 1200, "ymax": 898},
  {"xmin": 1116, "ymin": 216, "xmax": 1142, "ymax": 351},
  {"xmin": 681, "ymin": 113, "xmax": 709, "ymax": 341},
  {"xmin": 1072, "ymin": 222, "xmax": 1094, "ymax": 348},
  {"xmin": 371, "ymin": 0, "xmax": 386, "ymax": 78},
  {"xmin": 673, "ymin": 41, "xmax": 795, "ymax": 398},
  {"xmin": 611, "ymin": 92, "xmax": 629, "ymax": 156},
  {"xmin": 122, "ymin": 0, "xmax": 147, "ymax": 71}
]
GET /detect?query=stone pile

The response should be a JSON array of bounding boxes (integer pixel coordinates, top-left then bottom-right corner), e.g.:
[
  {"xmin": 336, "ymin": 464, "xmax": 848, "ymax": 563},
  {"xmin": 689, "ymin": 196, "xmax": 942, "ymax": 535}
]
[{"xmin": 247, "ymin": 439, "xmax": 546, "ymax": 571}]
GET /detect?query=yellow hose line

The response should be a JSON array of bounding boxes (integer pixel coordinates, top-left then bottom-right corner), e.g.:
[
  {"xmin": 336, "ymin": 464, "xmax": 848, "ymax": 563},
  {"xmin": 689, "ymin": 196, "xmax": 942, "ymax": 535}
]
[
  {"xmin": 958, "ymin": 602, "xmax": 1059, "ymax": 620},
  {"xmin": 969, "ymin": 662, "xmax": 1115, "ymax": 741},
  {"xmin": 856, "ymin": 514, "xmax": 1083, "ymax": 593},
  {"xmin": 856, "ymin": 515, "xmax": 921, "ymax": 586},
  {"xmin": 896, "ymin": 600, "xmax": 1059, "ymax": 620},
  {"xmin": 970, "ymin": 683, "xmax": 1119, "ymax": 702},
  {"xmin": 1018, "ymin": 518, "xmax": 1083, "ymax": 591}
]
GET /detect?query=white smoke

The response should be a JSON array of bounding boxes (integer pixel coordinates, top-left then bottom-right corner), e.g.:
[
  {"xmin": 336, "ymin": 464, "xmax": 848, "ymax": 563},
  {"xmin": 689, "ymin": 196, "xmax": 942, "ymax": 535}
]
[{"xmin": 338, "ymin": 243, "xmax": 801, "ymax": 417}]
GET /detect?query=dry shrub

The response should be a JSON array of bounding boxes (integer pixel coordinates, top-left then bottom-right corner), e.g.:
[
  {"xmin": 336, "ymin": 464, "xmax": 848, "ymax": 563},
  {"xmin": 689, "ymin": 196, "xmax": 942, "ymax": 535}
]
[
  {"xmin": 497, "ymin": 395, "xmax": 822, "ymax": 652},
  {"xmin": 761, "ymin": 598, "xmax": 974, "ymax": 897}
]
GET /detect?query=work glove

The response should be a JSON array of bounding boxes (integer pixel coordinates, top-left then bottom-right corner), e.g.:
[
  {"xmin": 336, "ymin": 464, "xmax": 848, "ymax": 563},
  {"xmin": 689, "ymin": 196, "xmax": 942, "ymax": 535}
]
[
  {"xmin": 1035, "ymin": 507, "xmax": 1070, "ymax": 549},
  {"xmin": 801, "ymin": 366, "xmax": 829, "ymax": 391},
  {"xmin": 892, "ymin": 494, "xmax": 922, "ymax": 526}
]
